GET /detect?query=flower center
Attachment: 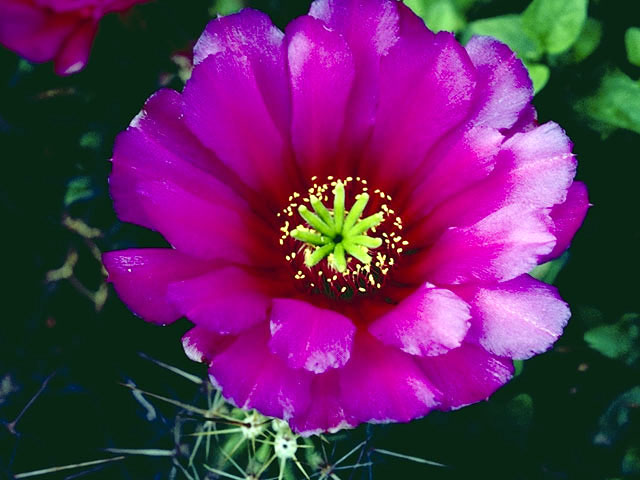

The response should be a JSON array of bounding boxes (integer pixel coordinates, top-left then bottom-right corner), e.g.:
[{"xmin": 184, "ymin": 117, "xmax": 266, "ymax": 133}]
[
  {"xmin": 293, "ymin": 181, "xmax": 384, "ymax": 272},
  {"xmin": 278, "ymin": 176, "xmax": 406, "ymax": 299}
]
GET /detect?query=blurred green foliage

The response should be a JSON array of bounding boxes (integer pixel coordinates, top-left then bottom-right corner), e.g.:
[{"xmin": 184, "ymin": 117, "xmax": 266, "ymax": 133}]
[
  {"xmin": 64, "ymin": 176, "xmax": 96, "ymax": 207},
  {"xmin": 464, "ymin": 14, "xmax": 543, "ymax": 58},
  {"xmin": 404, "ymin": 0, "xmax": 470, "ymax": 32},
  {"xmin": 578, "ymin": 70, "xmax": 640, "ymax": 135},
  {"xmin": 593, "ymin": 386, "xmax": 640, "ymax": 447},
  {"xmin": 521, "ymin": 0, "xmax": 587, "ymax": 54},
  {"xmin": 625, "ymin": 27, "xmax": 640, "ymax": 67},
  {"xmin": 585, "ymin": 314, "xmax": 640, "ymax": 366},
  {"xmin": 572, "ymin": 17, "xmax": 602, "ymax": 62}
]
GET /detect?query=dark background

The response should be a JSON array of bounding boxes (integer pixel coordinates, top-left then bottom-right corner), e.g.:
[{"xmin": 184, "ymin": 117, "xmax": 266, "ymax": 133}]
[{"xmin": 1, "ymin": 0, "xmax": 639, "ymax": 479}]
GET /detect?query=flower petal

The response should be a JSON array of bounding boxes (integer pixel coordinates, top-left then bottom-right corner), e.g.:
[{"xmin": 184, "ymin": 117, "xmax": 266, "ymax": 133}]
[
  {"xmin": 367, "ymin": 23, "xmax": 476, "ymax": 189},
  {"xmin": 456, "ymin": 275, "xmax": 571, "ymax": 359},
  {"xmin": 209, "ymin": 326, "xmax": 312, "ymax": 421},
  {"xmin": 402, "ymin": 36, "xmax": 536, "ymax": 216},
  {"xmin": 309, "ymin": 0, "xmax": 399, "ymax": 59},
  {"xmin": 404, "ymin": 126, "xmax": 503, "ymax": 221},
  {"xmin": 110, "ymin": 88, "xmax": 248, "ymax": 230},
  {"xmin": 269, "ymin": 299, "xmax": 356, "ymax": 374},
  {"xmin": 465, "ymin": 36, "xmax": 533, "ymax": 130},
  {"xmin": 192, "ymin": 8, "xmax": 290, "ymax": 135},
  {"xmin": 103, "ymin": 248, "xmax": 215, "ymax": 325},
  {"xmin": 417, "ymin": 343, "xmax": 513, "ymax": 410},
  {"xmin": 53, "ymin": 19, "xmax": 96, "ymax": 75},
  {"xmin": 286, "ymin": 15, "xmax": 355, "ymax": 177},
  {"xmin": 288, "ymin": 371, "xmax": 354, "ymax": 436},
  {"xmin": 368, "ymin": 284, "xmax": 471, "ymax": 356},
  {"xmin": 410, "ymin": 122, "xmax": 576, "ymax": 244},
  {"xmin": 0, "ymin": 0, "xmax": 79, "ymax": 62},
  {"xmin": 168, "ymin": 267, "xmax": 273, "ymax": 335},
  {"xmin": 136, "ymin": 180, "xmax": 276, "ymax": 266},
  {"xmin": 339, "ymin": 333, "xmax": 439, "ymax": 423},
  {"xmin": 497, "ymin": 122, "xmax": 576, "ymax": 207},
  {"xmin": 408, "ymin": 204, "xmax": 555, "ymax": 284},
  {"xmin": 309, "ymin": 0, "xmax": 400, "ymax": 163},
  {"xmin": 183, "ymin": 9, "xmax": 296, "ymax": 201},
  {"xmin": 504, "ymin": 103, "xmax": 538, "ymax": 136},
  {"xmin": 541, "ymin": 181, "xmax": 589, "ymax": 261},
  {"xmin": 181, "ymin": 325, "xmax": 234, "ymax": 364}
]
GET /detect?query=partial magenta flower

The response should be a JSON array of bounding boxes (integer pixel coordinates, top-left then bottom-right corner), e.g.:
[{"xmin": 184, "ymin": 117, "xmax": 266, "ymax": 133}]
[
  {"xmin": 103, "ymin": 0, "xmax": 589, "ymax": 435},
  {"xmin": 0, "ymin": 0, "xmax": 150, "ymax": 74}
]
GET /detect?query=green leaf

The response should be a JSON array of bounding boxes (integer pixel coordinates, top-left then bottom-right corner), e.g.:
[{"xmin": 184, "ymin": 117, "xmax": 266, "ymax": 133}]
[
  {"xmin": 64, "ymin": 176, "xmax": 95, "ymax": 207},
  {"xmin": 593, "ymin": 386, "xmax": 640, "ymax": 446},
  {"xmin": 572, "ymin": 18, "xmax": 602, "ymax": 62},
  {"xmin": 209, "ymin": 0, "xmax": 243, "ymax": 17},
  {"xmin": 578, "ymin": 70, "xmax": 640, "ymax": 135},
  {"xmin": 526, "ymin": 62, "xmax": 551, "ymax": 94},
  {"xmin": 17, "ymin": 59, "xmax": 34, "ymax": 74},
  {"xmin": 529, "ymin": 251, "xmax": 569, "ymax": 284},
  {"xmin": 405, "ymin": 0, "xmax": 466, "ymax": 33},
  {"xmin": 79, "ymin": 131, "xmax": 102, "ymax": 149},
  {"xmin": 464, "ymin": 15, "xmax": 543, "ymax": 61},
  {"xmin": 506, "ymin": 394, "xmax": 534, "ymax": 432},
  {"xmin": 584, "ymin": 313, "xmax": 640, "ymax": 365},
  {"xmin": 513, "ymin": 360, "xmax": 525, "ymax": 377},
  {"xmin": 623, "ymin": 447, "xmax": 640, "ymax": 476},
  {"xmin": 522, "ymin": 0, "xmax": 588, "ymax": 54},
  {"xmin": 453, "ymin": 0, "xmax": 480, "ymax": 11},
  {"xmin": 625, "ymin": 27, "xmax": 640, "ymax": 67},
  {"xmin": 0, "ymin": 374, "xmax": 18, "ymax": 407}
]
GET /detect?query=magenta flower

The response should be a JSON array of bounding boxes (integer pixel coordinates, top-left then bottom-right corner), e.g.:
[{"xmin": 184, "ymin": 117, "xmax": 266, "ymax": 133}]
[
  {"xmin": 103, "ymin": 0, "xmax": 588, "ymax": 435},
  {"xmin": 0, "ymin": 0, "xmax": 150, "ymax": 74}
]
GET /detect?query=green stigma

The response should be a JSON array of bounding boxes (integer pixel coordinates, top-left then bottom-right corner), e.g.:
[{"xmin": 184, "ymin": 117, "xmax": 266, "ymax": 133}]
[{"xmin": 290, "ymin": 181, "xmax": 384, "ymax": 273}]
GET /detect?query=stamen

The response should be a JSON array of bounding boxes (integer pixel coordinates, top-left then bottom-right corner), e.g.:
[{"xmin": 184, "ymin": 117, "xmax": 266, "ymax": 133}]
[
  {"xmin": 309, "ymin": 195, "xmax": 335, "ymax": 230},
  {"xmin": 333, "ymin": 182, "xmax": 345, "ymax": 232},
  {"xmin": 342, "ymin": 240, "xmax": 371, "ymax": 265},
  {"xmin": 306, "ymin": 243, "xmax": 336, "ymax": 267},
  {"xmin": 349, "ymin": 212, "xmax": 384, "ymax": 236},
  {"xmin": 333, "ymin": 243, "xmax": 347, "ymax": 272},
  {"xmin": 290, "ymin": 228, "xmax": 327, "ymax": 246},
  {"xmin": 298, "ymin": 205, "xmax": 334, "ymax": 237},
  {"xmin": 349, "ymin": 235, "xmax": 383, "ymax": 248},
  {"xmin": 295, "ymin": 187, "xmax": 380, "ymax": 272},
  {"xmin": 279, "ymin": 176, "xmax": 407, "ymax": 298},
  {"xmin": 342, "ymin": 193, "xmax": 369, "ymax": 233}
]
